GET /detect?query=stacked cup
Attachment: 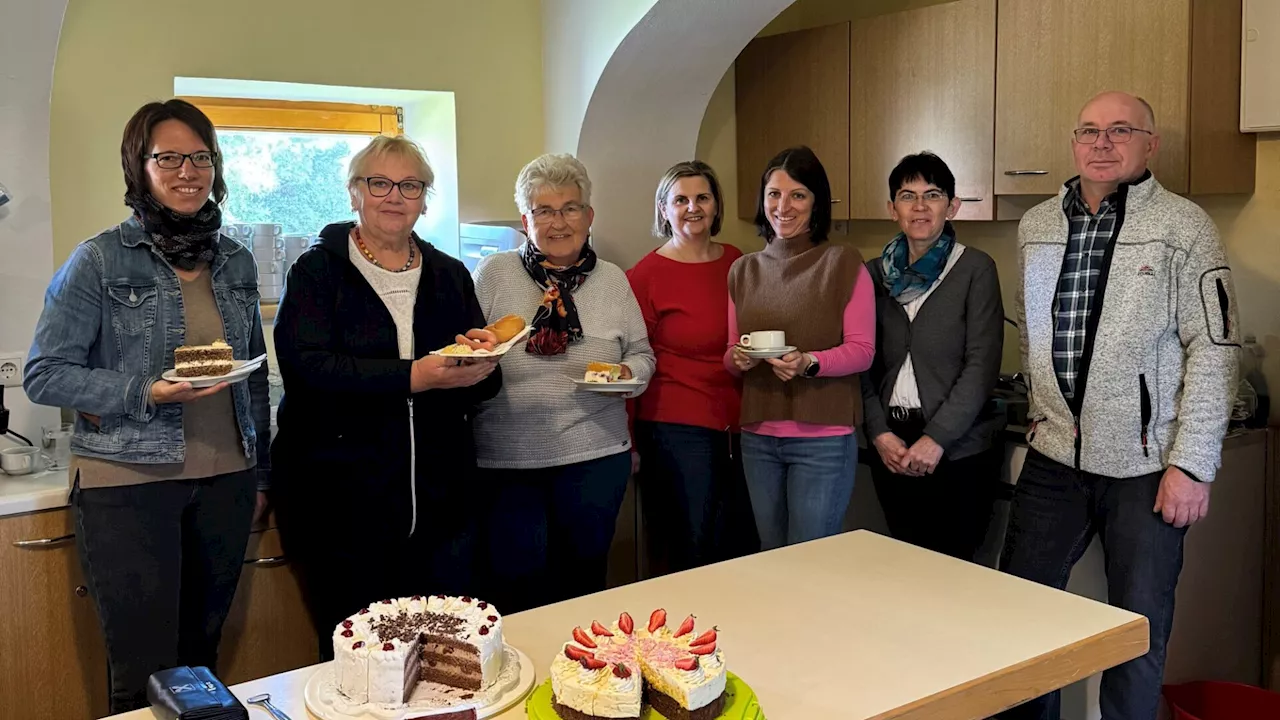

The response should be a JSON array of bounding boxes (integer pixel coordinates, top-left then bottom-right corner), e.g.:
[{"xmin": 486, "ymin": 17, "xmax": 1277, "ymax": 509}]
[
  {"xmin": 252, "ymin": 223, "xmax": 284, "ymax": 301},
  {"xmin": 281, "ymin": 234, "xmax": 312, "ymax": 274}
]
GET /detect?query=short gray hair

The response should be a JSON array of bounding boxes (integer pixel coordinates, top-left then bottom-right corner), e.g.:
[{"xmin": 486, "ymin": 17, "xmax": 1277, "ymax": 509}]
[{"xmin": 514, "ymin": 153, "xmax": 592, "ymax": 214}]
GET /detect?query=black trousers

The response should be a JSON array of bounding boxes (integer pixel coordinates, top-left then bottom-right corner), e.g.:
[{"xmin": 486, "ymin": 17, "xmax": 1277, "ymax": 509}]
[
  {"xmin": 73, "ymin": 469, "xmax": 256, "ymax": 714},
  {"xmin": 867, "ymin": 416, "xmax": 1002, "ymax": 563}
]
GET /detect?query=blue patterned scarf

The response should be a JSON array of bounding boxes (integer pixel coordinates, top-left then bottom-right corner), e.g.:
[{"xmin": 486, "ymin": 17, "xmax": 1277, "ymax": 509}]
[{"xmin": 879, "ymin": 222, "xmax": 956, "ymax": 304}]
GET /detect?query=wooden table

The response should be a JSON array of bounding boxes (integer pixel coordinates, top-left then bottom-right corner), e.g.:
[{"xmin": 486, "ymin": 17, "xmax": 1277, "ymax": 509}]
[{"xmin": 108, "ymin": 530, "xmax": 1147, "ymax": 720}]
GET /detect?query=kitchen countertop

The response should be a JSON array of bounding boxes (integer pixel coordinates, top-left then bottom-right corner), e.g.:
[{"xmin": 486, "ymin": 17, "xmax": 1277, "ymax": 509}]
[
  {"xmin": 106, "ymin": 530, "xmax": 1147, "ymax": 720},
  {"xmin": 0, "ymin": 468, "xmax": 70, "ymax": 518}
]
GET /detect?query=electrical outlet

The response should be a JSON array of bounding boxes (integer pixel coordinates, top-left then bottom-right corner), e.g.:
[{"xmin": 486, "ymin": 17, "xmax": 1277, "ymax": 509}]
[{"xmin": 0, "ymin": 352, "xmax": 23, "ymax": 388}]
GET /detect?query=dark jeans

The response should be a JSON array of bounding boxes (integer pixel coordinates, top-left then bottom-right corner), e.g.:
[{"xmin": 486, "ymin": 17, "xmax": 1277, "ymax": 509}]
[
  {"xmin": 481, "ymin": 452, "xmax": 631, "ymax": 613},
  {"xmin": 740, "ymin": 431, "xmax": 857, "ymax": 550},
  {"xmin": 72, "ymin": 469, "xmax": 256, "ymax": 714},
  {"xmin": 868, "ymin": 418, "xmax": 1001, "ymax": 563},
  {"xmin": 279, "ymin": 500, "xmax": 478, "ymax": 661},
  {"xmin": 634, "ymin": 421, "xmax": 759, "ymax": 575},
  {"xmin": 997, "ymin": 450, "xmax": 1186, "ymax": 720}
]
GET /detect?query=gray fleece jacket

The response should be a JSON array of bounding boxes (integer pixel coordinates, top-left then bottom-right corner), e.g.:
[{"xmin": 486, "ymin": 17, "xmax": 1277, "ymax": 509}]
[{"xmin": 1017, "ymin": 174, "xmax": 1239, "ymax": 482}]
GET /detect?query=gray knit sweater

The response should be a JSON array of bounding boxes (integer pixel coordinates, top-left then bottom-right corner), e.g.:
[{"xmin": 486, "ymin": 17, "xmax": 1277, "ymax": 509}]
[
  {"xmin": 471, "ymin": 248, "xmax": 655, "ymax": 469},
  {"xmin": 1017, "ymin": 175, "xmax": 1240, "ymax": 482}
]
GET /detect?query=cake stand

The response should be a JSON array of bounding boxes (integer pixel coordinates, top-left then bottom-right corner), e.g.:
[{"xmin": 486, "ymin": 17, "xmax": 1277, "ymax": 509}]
[
  {"xmin": 305, "ymin": 645, "xmax": 536, "ymax": 719},
  {"xmin": 523, "ymin": 672, "xmax": 765, "ymax": 720}
]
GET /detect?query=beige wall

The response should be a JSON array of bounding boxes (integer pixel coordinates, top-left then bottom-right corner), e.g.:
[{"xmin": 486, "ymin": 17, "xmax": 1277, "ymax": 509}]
[
  {"xmin": 698, "ymin": 10, "xmax": 1280, "ymax": 417},
  {"xmin": 50, "ymin": 0, "xmax": 543, "ymax": 264}
]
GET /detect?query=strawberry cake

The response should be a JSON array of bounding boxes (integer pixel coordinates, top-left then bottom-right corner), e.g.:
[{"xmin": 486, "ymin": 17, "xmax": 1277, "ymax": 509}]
[{"xmin": 549, "ymin": 609, "xmax": 727, "ymax": 720}]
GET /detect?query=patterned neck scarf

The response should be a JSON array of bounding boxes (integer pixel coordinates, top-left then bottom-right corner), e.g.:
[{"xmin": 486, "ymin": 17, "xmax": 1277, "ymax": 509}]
[
  {"xmin": 125, "ymin": 193, "xmax": 221, "ymax": 271},
  {"xmin": 520, "ymin": 239, "xmax": 598, "ymax": 355},
  {"xmin": 879, "ymin": 221, "xmax": 956, "ymax": 304}
]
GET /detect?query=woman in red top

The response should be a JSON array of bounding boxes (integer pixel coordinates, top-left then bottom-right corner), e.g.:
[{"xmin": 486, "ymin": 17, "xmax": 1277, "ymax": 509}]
[{"xmin": 627, "ymin": 161, "xmax": 759, "ymax": 574}]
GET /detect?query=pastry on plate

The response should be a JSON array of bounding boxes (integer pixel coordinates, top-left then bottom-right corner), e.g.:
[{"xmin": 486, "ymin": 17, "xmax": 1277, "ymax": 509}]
[
  {"xmin": 584, "ymin": 362, "xmax": 624, "ymax": 384},
  {"xmin": 174, "ymin": 339, "xmax": 234, "ymax": 377},
  {"xmin": 484, "ymin": 314, "xmax": 527, "ymax": 343}
]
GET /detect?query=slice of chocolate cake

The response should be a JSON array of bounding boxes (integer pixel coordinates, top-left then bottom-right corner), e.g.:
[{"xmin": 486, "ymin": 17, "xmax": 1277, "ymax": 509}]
[{"xmin": 174, "ymin": 339, "xmax": 234, "ymax": 377}]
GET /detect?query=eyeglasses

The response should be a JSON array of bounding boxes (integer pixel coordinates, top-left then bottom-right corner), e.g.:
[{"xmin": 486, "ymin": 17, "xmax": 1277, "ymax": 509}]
[
  {"xmin": 146, "ymin": 151, "xmax": 216, "ymax": 169},
  {"xmin": 1072, "ymin": 126, "xmax": 1153, "ymax": 144},
  {"xmin": 362, "ymin": 176, "xmax": 427, "ymax": 200},
  {"xmin": 529, "ymin": 203, "xmax": 588, "ymax": 224},
  {"xmin": 895, "ymin": 189, "xmax": 949, "ymax": 205}
]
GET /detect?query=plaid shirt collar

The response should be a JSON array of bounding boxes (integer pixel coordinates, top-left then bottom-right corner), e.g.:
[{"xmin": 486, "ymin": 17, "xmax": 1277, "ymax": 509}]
[{"xmin": 1061, "ymin": 169, "xmax": 1153, "ymax": 217}]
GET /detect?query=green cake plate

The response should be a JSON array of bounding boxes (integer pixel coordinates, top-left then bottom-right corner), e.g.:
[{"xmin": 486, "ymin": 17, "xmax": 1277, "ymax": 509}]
[{"xmin": 524, "ymin": 672, "xmax": 764, "ymax": 720}]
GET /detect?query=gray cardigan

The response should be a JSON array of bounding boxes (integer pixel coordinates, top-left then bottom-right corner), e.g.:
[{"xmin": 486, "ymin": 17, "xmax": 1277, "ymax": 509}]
[{"xmin": 860, "ymin": 247, "xmax": 1005, "ymax": 459}]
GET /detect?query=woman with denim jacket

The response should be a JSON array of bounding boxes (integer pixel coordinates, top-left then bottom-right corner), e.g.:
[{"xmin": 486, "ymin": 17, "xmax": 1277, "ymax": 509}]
[{"xmin": 25, "ymin": 100, "xmax": 270, "ymax": 713}]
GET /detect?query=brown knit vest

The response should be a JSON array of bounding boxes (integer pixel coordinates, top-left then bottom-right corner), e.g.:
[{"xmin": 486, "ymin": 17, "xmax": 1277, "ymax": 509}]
[{"xmin": 729, "ymin": 238, "xmax": 864, "ymax": 428}]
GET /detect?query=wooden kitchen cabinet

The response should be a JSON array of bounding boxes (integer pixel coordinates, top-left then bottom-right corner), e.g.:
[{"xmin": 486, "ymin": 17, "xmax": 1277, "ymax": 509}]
[
  {"xmin": 850, "ymin": 0, "xmax": 997, "ymax": 220},
  {"xmin": 995, "ymin": 0, "xmax": 1254, "ymax": 196},
  {"xmin": 217, "ymin": 525, "xmax": 318, "ymax": 685},
  {"xmin": 0, "ymin": 508, "xmax": 109, "ymax": 720},
  {"xmin": 735, "ymin": 22, "xmax": 851, "ymax": 221}
]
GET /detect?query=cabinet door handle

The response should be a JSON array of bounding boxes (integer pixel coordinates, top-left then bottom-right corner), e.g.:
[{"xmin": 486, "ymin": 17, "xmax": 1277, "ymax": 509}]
[
  {"xmin": 831, "ymin": 199, "xmax": 842, "ymax": 204},
  {"xmin": 12, "ymin": 533, "xmax": 75, "ymax": 548},
  {"xmin": 957, "ymin": 196, "xmax": 983, "ymax": 202},
  {"xmin": 1003, "ymin": 170, "xmax": 1049, "ymax": 176},
  {"xmin": 245, "ymin": 555, "xmax": 287, "ymax": 567}
]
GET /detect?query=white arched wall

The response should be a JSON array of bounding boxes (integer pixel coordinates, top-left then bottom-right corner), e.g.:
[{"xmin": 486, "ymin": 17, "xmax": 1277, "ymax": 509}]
[
  {"xmin": 0, "ymin": 0, "xmax": 69, "ymax": 441},
  {"xmin": 576, "ymin": 0, "xmax": 797, "ymax": 268}
]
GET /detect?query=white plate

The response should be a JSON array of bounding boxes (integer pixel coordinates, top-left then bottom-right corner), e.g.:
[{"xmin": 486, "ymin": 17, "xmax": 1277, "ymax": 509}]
[
  {"xmin": 161, "ymin": 355, "xmax": 267, "ymax": 388},
  {"xmin": 573, "ymin": 378, "xmax": 646, "ymax": 393},
  {"xmin": 428, "ymin": 325, "xmax": 532, "ymax": 358},
  {"xmin": 735, "ymin": 344, "xmax": 797, "ymax": 359},
  {"xmin": 304, "ymin": 644, "xmax": 535, "ymax": 720}
]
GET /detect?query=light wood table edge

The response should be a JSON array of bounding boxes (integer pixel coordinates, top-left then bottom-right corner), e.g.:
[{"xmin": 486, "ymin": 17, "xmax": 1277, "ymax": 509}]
[{"xmin": 874, "ymin": 616, "xmax": 1149, "ymax": 720}]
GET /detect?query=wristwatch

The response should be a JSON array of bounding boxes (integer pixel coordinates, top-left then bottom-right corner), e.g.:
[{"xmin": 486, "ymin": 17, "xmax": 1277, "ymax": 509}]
[{"xmin": 803, "ymin": 353, "xmax": 821, "ymax": 378}]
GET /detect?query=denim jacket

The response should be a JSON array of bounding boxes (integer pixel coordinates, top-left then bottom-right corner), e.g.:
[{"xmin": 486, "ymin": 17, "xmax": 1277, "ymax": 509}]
[{"xmin": 25, "ymin": 216, "xmax": 271, "ymax": 488}]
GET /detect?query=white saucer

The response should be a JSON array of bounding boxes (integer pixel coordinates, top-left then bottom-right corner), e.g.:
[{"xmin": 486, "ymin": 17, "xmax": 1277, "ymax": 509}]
[
  {"xmin": 428, "ymin": 325, "xmax": 531, "ymax": 358},
  {"xmin": 736, "ymin": 345, "xmax": 797, "ymax": 359},
  {"xmin": 573, "ymin": 379, "xmax": 646, "ymax": 393},
  {"xmin": 161, "ymin": 355, "xmax": 266, "ymax": 388}
]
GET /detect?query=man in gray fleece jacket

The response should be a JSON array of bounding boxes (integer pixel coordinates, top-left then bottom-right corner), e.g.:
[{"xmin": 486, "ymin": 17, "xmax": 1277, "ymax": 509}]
[{"xmin": 999, "ymin": 92, "xmax": 1240, "ymax": 720}]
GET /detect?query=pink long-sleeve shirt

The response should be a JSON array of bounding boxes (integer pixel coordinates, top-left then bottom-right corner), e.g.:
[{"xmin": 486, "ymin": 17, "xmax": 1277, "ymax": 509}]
[{"xmin": 724, "ymin": 264, "xmax": 876, "ymax": 438}]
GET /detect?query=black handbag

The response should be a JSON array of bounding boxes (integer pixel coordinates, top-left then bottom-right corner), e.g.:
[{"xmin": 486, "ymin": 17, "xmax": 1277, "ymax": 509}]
[{"xmin": 145, "ymin": 666, "xmax": 248, "ymax": 720}]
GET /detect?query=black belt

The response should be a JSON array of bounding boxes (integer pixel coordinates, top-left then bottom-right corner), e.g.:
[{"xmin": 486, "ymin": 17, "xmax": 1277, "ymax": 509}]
[{"xmin": 888, "ymin": 406, "xmax": 924, "ymax": 423}]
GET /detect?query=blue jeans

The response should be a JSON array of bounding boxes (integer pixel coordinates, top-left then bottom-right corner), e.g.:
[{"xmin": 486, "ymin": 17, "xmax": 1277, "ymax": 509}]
[
  {"xmin": 998, "ymin": 450, "xmax": 1186, "ymax": 720},
  {"xmin": 740, "ymin": 431, "xmax": 856, "ymax": 550},
  {"xmin": 481, "ymin": 452, "xmax": 631, "ymax": 613},
  {"xmin": 634, "ymin": 422, "xmax": 758, "ymax": 573}
]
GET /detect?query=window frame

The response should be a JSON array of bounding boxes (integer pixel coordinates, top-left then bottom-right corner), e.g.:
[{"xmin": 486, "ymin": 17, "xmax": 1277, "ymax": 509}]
[{"xmin": 181, "ymin": 96, "xmax": 403, "ymax": 137}]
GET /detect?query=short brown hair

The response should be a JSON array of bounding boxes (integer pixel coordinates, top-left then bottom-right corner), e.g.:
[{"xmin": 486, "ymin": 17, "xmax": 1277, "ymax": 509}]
[
  {"xmin": 653, "ymin": 160, "xmax": 724, "ymax": 238},
  {"xmin": 120, "ymin": 99, "xmax": 227, "ymax": 208}
]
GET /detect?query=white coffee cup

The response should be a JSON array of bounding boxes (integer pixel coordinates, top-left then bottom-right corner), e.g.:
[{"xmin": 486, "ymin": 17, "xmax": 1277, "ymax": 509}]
[
  {"xmin": 254, "ymin": 246, "xmax": 285, "ymax": 262},
  {"xmin": 252, "ymin": 234, "xmax": 283, "ymax": 250},
  {"xmin": 252, "ymin": 223, "xmax": 282, "ymax": 239},
  {"xmin": 740, "ymin": 330, "xmax": 786, "ymax": 350},
  {"xmin": 256, "ymin": 260, "xmax": 281, "ymax": 275},
  {"xmin": 1, "ymin": 446, "xmax": 45, "ymax": 475},
  {"xmin": 281, "ymin": 234, "xmax": 312, "ymax": 251}
]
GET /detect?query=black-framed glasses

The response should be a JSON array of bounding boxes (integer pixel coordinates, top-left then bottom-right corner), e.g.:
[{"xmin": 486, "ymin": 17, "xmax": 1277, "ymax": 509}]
[
  {"xmin": 361, "ymin": 176, "xmax": 427, "ymax": 199},
  {"xmin": 146, "ymin": 151, "xmax": 217, "ymax": 169},
  {"xmin": 529, "ymin": 203, "xmax": 588, "ymax": 224},
  {"xmin": 1072, "ymin": 126, "xmax": 1153, "ymax": 145},
  {"xmin": 895, "ymin": 189, "xmax": 949, "ymax": 205}
]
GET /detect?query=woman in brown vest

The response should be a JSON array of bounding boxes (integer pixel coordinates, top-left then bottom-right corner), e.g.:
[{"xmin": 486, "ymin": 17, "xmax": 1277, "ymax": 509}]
[{"xmin": 724, "ymin": 146, "xmax": 875, "ymax": 550}]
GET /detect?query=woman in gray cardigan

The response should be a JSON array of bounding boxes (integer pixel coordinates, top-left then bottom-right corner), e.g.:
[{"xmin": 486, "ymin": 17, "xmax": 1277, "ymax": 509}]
[{"xmin": 861, "ymin": 152, "xmax": 1005, "ymax": 563}]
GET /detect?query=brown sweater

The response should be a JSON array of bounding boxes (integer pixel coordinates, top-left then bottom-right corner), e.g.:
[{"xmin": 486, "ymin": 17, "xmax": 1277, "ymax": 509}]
[
  {"xmin": 729, "ymin": 237, "xmax": 864, "ymax": 428},
  {"xmin": 73, "ymin": 270, "xmax": 251, "ymax": 488}
]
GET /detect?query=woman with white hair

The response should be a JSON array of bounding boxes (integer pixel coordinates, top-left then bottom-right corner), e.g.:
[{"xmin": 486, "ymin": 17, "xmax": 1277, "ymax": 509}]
[
  {"xmin": 271, "ymin": 135, "xmax": 502, "ymax": 652},
  {"xmin": 473, "ymin": 153, "xmax": 655, "ymax": 613}
]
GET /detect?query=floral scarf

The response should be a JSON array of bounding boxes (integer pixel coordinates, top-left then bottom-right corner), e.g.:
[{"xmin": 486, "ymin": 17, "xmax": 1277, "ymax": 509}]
[
  {"xmin": 520, "ymin": 240, "xmax": 597, "ymax": 355},
  {"xmin": 879, "ymin": 221, "xmax": 956, "ymax": 304},
  {"xmin": 125, "ymin": 193, "xmax": 221, "ymax": 271}
]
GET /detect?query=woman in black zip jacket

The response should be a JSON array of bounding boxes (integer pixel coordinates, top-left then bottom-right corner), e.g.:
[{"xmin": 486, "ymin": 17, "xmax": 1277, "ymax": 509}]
[{"xmin": 271, "ymin": 137, "xmax": 501, "ymax": 653}]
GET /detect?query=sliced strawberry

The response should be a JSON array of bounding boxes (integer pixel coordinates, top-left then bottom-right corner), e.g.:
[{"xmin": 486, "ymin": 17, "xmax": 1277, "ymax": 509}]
[
  {"xmin": 648, "ymin": 608, "xmax": 667, "ymax": 633},
  {"xmin": 613, "ymin": 663, "xmax": 632, "ymax": 679},
  {"xmin": 675, "ymin": 656, "xmax": 699, "ymax": 671},
  {"xmin": 564, "ymin": 644, "xmax": 595, "ymax": 662},
  {"xmin": 618, "ymin": 612, "xmax": 635, "ymax": 635},
  {"xmin": 591, "ymin": 620, "xmax": 614, "ymax": 637},
  {"xmin": 673, "ymin": 614, "xmax": 695, "ymax": 638},
  {"xmin": 689, "ymin": 642, "xmax": 717, "ymax": 656},
  {"xmin": 689, "ymin": 628, "xmax": 718, "ymax": 647},
  {"xmin": 579, "ymin": 656, "xmax": 608, "ymax": 670},
  {"xmin": 572, "ymin": 626, "xmax": 598, "ymax": 649}
]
